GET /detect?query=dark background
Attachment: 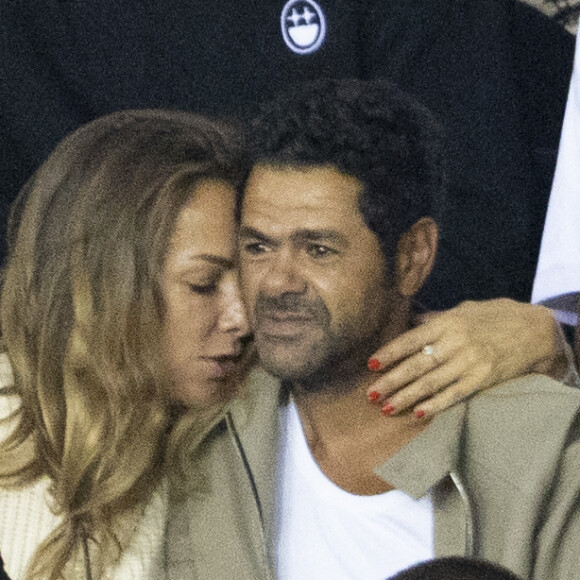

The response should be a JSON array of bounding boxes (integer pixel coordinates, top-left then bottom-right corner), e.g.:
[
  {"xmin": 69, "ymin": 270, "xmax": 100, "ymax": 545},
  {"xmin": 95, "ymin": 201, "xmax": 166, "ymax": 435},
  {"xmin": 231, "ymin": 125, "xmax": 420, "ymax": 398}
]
[{"xmin": 0, "ymin": 0, "xmax": 574, "ymax": 309}]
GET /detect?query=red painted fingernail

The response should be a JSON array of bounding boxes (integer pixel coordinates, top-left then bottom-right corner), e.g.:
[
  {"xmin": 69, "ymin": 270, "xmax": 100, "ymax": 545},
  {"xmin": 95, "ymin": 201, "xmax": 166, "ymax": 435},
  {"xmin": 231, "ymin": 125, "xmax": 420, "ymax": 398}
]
[
  {"xmin": 381, "ymin": 403, "xmax": 395, "ymax": 416},
  {"xmin": 369, "ymin": 391, "xmax": 380, "ymax": 403},
  {"xmin": 414, "ymin": 410, "xmax": 426, "ymax": 419},
  {"xmin": 368, "ymin": 358, "xmax": 382, "ymax": 371}
]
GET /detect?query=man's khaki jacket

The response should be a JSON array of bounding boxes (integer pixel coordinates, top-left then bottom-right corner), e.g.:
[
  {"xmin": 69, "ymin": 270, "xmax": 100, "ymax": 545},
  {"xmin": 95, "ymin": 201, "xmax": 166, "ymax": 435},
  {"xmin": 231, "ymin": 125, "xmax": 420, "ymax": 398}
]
[{"xmin": 164, "ymin": 368, "xmax": 580, "ymax": 579}]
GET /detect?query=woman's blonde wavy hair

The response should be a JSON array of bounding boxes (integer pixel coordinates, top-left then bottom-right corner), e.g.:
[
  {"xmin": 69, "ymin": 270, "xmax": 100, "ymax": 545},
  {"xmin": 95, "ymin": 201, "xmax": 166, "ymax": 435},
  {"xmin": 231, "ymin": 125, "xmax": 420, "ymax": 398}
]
[{"xmin": 0, "ymin": 109, "xmax": 248, "ymax": 579}]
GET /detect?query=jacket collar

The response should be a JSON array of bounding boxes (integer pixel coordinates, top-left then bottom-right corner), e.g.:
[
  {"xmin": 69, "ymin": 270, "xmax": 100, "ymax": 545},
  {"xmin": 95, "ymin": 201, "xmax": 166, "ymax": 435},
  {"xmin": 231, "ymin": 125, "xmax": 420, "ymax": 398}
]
[
  {"xmin": 223, "ymin": 367, "xmax": 283, "ymax": 549},
  {"xmin": 213, "ymin": 366, "xmax": 472, "ymax": 558},
  {"xmin": 375, "ymin": 403, "xmax": 466, "ymax": 498},
  {"xmin": 225, "ymin": 366, "xmax": 468, "ymax": 494},
  {"xmin": 375, "ymin": 402, "xmax": 473, "ymax": 558}
]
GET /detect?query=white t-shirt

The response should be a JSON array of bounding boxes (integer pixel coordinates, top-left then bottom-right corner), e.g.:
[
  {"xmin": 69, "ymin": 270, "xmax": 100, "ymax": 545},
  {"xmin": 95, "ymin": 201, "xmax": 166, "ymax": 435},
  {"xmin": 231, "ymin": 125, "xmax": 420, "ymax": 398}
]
[
  {"xmin": 532, "ymin": 22, "xmax": 580, "ymax": 325},
  {"xmin": 275, "ymin": 400, "xmax": 434, "ymax": 580}
]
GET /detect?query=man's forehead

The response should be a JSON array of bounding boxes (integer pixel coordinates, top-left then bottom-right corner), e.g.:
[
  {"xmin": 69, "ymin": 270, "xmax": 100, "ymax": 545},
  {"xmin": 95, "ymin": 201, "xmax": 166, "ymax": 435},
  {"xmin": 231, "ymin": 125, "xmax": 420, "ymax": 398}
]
[
  {"xmin": 242, "ymin": 164, "xmax": 362, "ymax": 212},
  {"xmin": 240, "ymin": 164, "xmax": 373, "ymax": 243}
]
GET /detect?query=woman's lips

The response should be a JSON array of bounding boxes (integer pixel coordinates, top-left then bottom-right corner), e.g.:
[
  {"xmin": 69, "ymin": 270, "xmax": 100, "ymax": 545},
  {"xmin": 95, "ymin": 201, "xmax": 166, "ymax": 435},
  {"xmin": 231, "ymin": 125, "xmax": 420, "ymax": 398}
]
[{"xmin": 203, "ymin": 354, "xmax": 242, "ymax": 379}]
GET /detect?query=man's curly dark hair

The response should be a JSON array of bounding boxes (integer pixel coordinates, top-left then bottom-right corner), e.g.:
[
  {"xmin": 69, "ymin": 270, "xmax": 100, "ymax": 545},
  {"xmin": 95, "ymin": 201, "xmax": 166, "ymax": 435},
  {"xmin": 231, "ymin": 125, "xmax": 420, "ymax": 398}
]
[{"xmin": 247, "ymin": 78, "xmax": 445, "ymax": 260}]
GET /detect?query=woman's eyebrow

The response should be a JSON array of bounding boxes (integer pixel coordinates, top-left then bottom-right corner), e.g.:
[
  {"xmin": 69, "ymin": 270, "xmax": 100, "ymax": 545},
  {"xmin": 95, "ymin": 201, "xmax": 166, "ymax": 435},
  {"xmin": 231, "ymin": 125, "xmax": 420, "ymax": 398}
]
[{"xmin": 187, "ymin": 254, "xmax": 235, "ymax": 268}]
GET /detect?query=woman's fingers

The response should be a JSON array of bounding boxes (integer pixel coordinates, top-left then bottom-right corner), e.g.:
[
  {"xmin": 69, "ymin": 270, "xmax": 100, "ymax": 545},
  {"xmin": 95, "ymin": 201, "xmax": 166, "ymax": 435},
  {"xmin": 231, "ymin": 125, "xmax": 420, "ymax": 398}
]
[
  {"xmin": 366, "ymin": 299, "xmax": 567, "ymax": 418},
  {"xmin": 367, "ymin": 339, "xmax": 454, "ymax": 398},
  {"xmin": 367, "ymin": 321, "xmax": 444, "ymax": 371},
  {"xmin": 369, "ymin": 356, "xmax": 476, "ymax": 415},
  {"xmin": 411, "ymin": 372, "xmax": 491, "ymax": 417}
]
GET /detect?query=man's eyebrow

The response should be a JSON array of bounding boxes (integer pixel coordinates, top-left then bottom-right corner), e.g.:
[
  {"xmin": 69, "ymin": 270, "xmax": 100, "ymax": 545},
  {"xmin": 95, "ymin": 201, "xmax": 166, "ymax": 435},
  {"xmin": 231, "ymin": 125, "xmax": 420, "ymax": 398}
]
[
  {"xmin": 291, "ymin": 229, "xmax": 348, "ymax": 247},
  {"xmin": 239, "ymin": 226, "xmax": 349, "ymax": 248},
  {"xmin": 239, "ymin": 226, "xmax": 276, "ymax": 244}
]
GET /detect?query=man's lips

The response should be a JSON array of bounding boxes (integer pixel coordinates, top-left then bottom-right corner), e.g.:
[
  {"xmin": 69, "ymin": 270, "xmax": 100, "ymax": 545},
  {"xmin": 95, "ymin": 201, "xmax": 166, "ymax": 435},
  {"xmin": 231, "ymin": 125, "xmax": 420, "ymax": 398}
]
[{"xmin": 256, "ymin": 312, "xmax": 317, "ymax": 337}]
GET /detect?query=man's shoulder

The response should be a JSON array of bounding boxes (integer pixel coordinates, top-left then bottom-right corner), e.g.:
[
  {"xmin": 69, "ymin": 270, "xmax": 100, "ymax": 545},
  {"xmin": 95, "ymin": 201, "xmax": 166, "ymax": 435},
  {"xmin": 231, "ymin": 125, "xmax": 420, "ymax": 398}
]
[
  {"xmin": 227, "ymin": 366, "xmax": 283, "ymax": 425},
  {"xmin": 468, "ymin": 373, "xmax": 580, "ymax": 420},
  {"xmin": 189, "ymin": 366, "xmax": 283, "ymax": 457},
  {"xmin": 462, "ymin": 374, "xmax": 580, "ymax": 486}
]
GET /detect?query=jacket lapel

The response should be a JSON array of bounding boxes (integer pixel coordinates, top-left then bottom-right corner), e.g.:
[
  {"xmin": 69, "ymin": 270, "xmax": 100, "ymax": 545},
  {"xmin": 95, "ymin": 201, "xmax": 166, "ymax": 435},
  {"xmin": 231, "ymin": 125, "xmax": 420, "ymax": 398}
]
[
  {"xmin": 375, "ymin": 403, "xmax": 473, "ymax": 557},
  {"xmin": 226, "ymin": 368, "xmax": 285, "ymax": 564}
]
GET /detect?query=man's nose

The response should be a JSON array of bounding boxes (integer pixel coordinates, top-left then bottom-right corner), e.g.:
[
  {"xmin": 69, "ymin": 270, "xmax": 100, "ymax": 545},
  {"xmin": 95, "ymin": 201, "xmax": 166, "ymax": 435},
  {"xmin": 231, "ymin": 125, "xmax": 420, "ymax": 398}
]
[{"xmin": 262, "ymin": 250, "xmax": 307, "ymax": 296}]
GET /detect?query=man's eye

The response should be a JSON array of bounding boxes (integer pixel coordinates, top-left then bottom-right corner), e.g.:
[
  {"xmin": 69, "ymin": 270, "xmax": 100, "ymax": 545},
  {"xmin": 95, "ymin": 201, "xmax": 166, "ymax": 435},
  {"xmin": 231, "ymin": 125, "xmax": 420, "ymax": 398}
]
[
  {"xmin": 242, "ymin": 242, "xmax": 269, "ymax": 255},
  {"xmin": 307, "ymin": 245, "xmax": 337, "ymax": 259},
  {"xmin": 188, "ymin": 284, "xmax": 217, "ymax": 295}
]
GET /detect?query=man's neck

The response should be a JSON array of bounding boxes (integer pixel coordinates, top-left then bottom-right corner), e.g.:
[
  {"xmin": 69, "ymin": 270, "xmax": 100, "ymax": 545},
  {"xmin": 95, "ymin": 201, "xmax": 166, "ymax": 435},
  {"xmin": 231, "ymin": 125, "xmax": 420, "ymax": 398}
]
[
  {"xmin": 291, "ymin": 367, "xmax": 429, "ymax": 495},
  {"xmin": 292, "ymin": 368, "xmax": 384, "ymax": 435}
]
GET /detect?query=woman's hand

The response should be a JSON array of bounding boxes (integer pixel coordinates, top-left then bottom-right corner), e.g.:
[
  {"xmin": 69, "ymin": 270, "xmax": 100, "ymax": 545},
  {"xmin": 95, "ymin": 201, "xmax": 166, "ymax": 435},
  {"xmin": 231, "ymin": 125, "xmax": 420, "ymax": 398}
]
[{"xmin": 366, "ymin": 299, "xmax": 569, "ymax": 418}]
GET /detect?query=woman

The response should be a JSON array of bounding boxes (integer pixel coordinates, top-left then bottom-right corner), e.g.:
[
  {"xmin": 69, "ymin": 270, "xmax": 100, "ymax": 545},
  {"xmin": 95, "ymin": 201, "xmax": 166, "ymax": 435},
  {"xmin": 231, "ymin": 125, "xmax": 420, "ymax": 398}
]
[{"xmin": 0, "ymin": 109, "xmax": 250, "ymax": 579}]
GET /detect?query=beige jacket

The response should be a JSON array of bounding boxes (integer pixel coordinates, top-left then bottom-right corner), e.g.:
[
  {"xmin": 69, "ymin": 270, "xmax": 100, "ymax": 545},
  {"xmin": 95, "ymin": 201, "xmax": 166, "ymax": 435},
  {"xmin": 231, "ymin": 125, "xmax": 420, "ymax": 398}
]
[{"xmin": 165, "ymin": 368, "xmax": 580, "ymax": 579}]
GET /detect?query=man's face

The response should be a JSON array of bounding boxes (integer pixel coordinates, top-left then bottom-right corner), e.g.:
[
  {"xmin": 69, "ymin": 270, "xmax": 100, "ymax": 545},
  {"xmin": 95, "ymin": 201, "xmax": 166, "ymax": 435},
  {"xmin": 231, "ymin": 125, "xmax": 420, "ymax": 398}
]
[{"xmin": 239, "ymin": 164, "xmax": 403, "ymax": 389}]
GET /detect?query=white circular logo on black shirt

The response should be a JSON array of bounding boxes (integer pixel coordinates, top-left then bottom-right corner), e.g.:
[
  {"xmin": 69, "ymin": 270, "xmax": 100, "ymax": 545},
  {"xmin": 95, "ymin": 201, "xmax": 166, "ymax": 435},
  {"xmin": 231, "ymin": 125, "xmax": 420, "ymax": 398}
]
[{"xmin": 281, "ymin": 0, "xmax": 327, "ymax": 55}]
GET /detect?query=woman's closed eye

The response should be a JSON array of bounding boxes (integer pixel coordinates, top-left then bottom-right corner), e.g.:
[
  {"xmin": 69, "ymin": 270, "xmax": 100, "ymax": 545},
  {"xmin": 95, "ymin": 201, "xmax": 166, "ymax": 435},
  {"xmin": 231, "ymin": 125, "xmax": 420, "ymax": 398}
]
[{"xmin": 188, "ymin": 283, "xmax": 218, "ymax": 295}]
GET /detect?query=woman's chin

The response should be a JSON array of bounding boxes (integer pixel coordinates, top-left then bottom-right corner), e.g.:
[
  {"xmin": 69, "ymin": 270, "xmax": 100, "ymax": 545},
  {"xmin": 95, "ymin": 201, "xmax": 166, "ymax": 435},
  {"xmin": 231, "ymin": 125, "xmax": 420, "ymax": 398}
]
[{"xmin": 171, "ymin": 376, "xmax": 240, "ymax": 409}]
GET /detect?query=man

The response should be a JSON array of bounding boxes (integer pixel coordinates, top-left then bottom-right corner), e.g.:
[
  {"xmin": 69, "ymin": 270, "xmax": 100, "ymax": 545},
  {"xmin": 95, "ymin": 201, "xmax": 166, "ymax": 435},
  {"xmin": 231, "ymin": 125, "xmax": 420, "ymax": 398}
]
[{"xmin": 165, "ymin": 80, "xmax": 580, "ymax": 579}]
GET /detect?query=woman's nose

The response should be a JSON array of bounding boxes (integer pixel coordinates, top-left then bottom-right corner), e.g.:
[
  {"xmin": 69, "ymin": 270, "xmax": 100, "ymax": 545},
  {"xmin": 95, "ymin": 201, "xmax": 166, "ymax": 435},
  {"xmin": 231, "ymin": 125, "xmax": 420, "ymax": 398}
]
[{"xmin": 219, "ymin": 273, "xmax": 250, "ymax": 336}]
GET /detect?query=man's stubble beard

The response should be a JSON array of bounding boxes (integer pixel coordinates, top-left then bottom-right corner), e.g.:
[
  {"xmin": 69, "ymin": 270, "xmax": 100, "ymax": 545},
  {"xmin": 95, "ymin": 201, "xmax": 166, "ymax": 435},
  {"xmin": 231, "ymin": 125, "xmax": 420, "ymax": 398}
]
[{"xmin": 252, "ymin": 292, "xmax": 392, "ymax": 396}]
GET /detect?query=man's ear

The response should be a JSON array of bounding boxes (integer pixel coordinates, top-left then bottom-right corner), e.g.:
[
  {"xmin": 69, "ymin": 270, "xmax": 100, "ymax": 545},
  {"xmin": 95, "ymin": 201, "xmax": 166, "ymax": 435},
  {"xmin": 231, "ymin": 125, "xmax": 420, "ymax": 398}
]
[{"xmin": 395, "ymin": 217, "xmax": 438, "ymax": 297}]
